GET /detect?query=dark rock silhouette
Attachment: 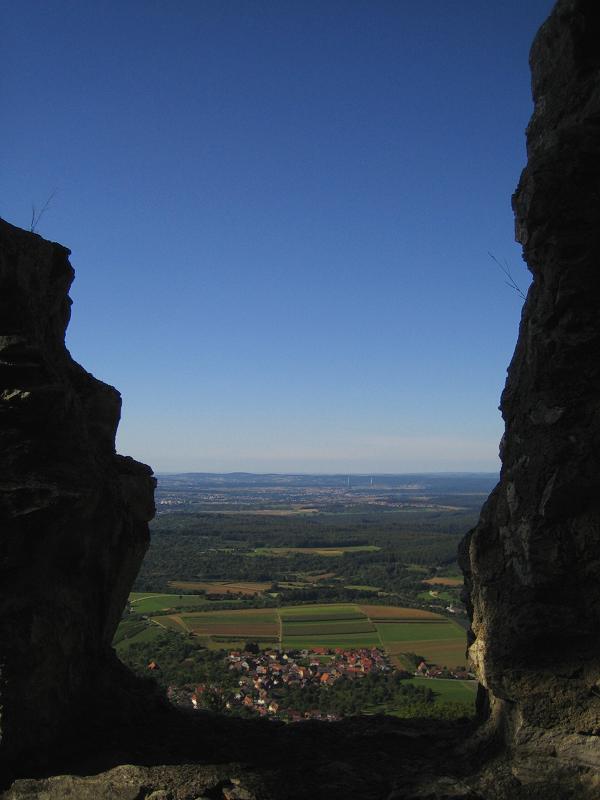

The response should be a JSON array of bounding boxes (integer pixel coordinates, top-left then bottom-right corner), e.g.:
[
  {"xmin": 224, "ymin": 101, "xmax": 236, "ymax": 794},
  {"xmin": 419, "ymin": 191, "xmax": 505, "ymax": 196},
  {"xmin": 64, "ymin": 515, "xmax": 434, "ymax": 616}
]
[
  {"xmin": 0, "ymin": 219, "xmax": 156, "ymax": 769},
  {"xmin": 2, "ymin": 0, "xmax": 600, "ymax": 797},
  {"xmin": 460, "ymin": 0, "xmax": 600, "ymax": 791}
]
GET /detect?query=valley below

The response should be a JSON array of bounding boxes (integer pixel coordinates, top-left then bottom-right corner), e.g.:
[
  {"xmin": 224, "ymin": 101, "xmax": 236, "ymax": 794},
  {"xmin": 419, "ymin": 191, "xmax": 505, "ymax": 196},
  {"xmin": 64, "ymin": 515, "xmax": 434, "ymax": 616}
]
[{"xmin": 114, "ymin": 473, "xmax": 493, "ymax": 721}]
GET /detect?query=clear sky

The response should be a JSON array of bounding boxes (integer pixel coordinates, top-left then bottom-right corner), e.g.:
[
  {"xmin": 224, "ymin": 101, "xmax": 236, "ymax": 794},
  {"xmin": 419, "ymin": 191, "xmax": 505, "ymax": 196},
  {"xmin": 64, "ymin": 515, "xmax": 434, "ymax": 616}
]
[{"xmin": 3, "ymin": 0, "xmax": 555, "ymax": 474}]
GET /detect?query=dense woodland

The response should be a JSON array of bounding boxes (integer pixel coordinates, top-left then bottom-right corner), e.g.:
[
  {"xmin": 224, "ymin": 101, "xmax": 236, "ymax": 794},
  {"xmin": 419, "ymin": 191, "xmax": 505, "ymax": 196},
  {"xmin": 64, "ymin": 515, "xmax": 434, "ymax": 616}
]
[{"xmin": 134, "ymin": 510, "xmax": 476, "ymax": 607}]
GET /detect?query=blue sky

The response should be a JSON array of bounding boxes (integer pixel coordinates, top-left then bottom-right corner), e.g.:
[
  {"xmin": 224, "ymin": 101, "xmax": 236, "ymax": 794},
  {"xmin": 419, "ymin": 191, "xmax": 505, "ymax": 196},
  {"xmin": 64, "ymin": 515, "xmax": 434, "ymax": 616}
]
[{"xmin": 3, "ymin": 1, "xmax": 555, "ymax": 473}]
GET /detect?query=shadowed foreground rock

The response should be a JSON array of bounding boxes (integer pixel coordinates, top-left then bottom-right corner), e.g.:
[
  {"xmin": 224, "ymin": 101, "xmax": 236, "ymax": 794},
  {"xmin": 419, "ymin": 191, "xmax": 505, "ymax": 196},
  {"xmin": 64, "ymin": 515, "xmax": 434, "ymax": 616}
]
[
  {"xmin": 460, "ymin": 0, "xmax": 600, "ymax": 794},
  {"xmin": 0, "ymin": 219, "xmax": 156, "ymax": 774},
  {"xmin": 2, "ymin": 1, "xmax": 600, "ymax": 798}
]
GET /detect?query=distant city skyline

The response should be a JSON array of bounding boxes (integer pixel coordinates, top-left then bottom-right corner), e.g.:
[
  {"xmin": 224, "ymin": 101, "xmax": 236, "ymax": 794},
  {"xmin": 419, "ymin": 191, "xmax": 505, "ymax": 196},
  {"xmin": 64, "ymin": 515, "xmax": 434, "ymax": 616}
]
[{"xmin": 3, "ymin": 1, "xmax": 555, "ymax": 473}]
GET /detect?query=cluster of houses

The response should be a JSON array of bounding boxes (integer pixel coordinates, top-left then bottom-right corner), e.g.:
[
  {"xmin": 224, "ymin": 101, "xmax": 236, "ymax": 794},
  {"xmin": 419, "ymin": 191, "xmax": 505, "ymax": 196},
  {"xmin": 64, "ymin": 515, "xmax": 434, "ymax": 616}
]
[
  {"xmin": 161, "ymin": 647, "xmax": 474, "ymax": 721},
  {"xmin": 190, "ymin": 646, "xmax": 392, "ymax": 721}
]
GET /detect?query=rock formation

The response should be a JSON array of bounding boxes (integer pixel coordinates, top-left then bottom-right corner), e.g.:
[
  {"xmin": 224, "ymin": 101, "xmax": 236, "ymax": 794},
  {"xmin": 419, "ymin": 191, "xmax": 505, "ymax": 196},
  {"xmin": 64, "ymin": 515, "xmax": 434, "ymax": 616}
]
[
  {"xmin": 0, "ymin": 219, "xmax": 156, "ymax": 773},
  {"xmin": 460, "ymin": 0, "xmax": 600, "ymax": 792},
  {"xmin": 2, "ymin": 1, "xmax": 600, "ymax": 797}
]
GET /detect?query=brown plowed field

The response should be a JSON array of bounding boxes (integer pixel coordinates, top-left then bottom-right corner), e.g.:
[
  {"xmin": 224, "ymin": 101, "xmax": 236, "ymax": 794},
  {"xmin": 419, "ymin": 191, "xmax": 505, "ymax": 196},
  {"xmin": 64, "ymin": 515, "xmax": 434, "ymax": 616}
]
[
  {"xmin": 359, "ymin": 604, "xmax": 443, "ymax": 620},
  {"xmin": 169, "ymin": 580, "xmax": 271, "ymax": 595},
  {"xmin": 422, "ymin": 577, "xmax": 463, "ymax": 587}
]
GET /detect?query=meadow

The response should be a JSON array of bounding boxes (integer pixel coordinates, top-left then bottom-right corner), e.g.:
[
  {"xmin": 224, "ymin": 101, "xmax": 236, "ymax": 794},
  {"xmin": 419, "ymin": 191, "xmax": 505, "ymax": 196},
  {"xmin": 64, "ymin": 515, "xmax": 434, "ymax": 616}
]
[
  {"xmin": 129, "ymin": 592, "xmax": 213, "ymax": 614},
  {"xmin": 407, "ymin": 677, "xmax": 477, "ymax": 705}
]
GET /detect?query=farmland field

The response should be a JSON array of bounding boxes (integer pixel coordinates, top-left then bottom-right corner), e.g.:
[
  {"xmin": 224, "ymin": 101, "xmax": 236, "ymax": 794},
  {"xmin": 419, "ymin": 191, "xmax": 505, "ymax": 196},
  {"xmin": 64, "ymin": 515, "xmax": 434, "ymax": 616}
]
[
  {"xmin": 150, "ymin": 615, "xmax": 190, "ymax": 633},
  {"xmin": 148, "ymin": 608, "xmax": 280, "ymax": 648},
  {"xmin": 283, "ymin": 621, "xmax": 376, "ymax": 636},
  {"xmin": 422, "ymin": 576, "xmax": 463, "ymax": 587},
  {"xmin": 180, "ymin": 609, "xmax": 279, "ymax": 637},
  {"xmin": 282, "ymin": 633, "xmax": 383, "ymax": 649},
  {"xmin": 121, "ymin": 595, "xmax": 467, "ymax": 668},
  {"xmin": 406, "ymin": 677, "xmax": 477, "ymax": 706},
  {"xmin": 359, "ymin": 604, "xmax": 443, "ymax": 620},
  {"xmin": 253, "ymin": 545, "xmax": 381, "ymax": 557},
  {"xmin": 129, "ymin": 593, "xmax": 212, "ymax": 614},
  {"xmin": 377, "ymin": 622, "xmax": 467, "ymax": 670},
  {"xmin": 280, "ymin": 604, "xmax": 365, "ymax": 620},
  {"xmin": 114, "ymin": 623, "xmax": 165, "ymax": 652},
  {"xmin": 167, "ymin": 580, "xmax": 272, "ymax": 595}
]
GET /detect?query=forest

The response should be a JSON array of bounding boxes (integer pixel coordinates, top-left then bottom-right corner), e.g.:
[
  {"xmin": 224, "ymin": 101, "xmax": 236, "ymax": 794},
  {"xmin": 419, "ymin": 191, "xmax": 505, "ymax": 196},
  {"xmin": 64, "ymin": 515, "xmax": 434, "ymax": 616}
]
[{"xmin": 134, "ymin": 509, "xmax": 476, "ymax": 609}]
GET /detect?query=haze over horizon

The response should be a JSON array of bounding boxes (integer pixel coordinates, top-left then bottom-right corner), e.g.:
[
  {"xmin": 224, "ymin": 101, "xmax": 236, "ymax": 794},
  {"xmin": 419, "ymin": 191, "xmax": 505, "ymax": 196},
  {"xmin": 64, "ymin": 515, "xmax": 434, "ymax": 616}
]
[
  {"xmin": 154, "ymin": 468, "xmax": 499, "ymax": 476},
  {"xmin": 3, "ymin": 1, "xmax": 555, "ymax": 474}
]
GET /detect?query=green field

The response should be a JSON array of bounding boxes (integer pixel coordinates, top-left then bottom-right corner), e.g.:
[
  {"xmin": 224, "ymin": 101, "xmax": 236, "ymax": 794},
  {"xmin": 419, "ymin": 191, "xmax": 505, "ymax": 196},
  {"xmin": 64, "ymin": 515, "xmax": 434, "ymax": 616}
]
[
  {"xmin": 366, "ymin": 677, "xmax": 477, "ymax": 718},
  {"xmin": 279, "ymin": 604, "xmax": 466, "ymax": 667},
  {"xmin": 406, "ymin": 677, "xmax": 477, "ymax": 706},
  {"xmin": 282, "ymin": 633, "xmax": 383, "ymax": 649},
  {"xmin": 377, "ymin": 620, "xmax": 466, "ymax": 669},
  {"xmin": 376, "ymin": 622, "xmax": 458, "ymax": 642},
  {"xmin": 114, "ymin": 623, "xmax": 165, "ymax": 652},
  {"xmin": 150, "ymin": 615, "xmax": 190, "ymax": 633},
  {"xmin": 279, "ymin": 604, "xmax": 363, "ymax": 619},
  {"xmin": 129, "ymin": 593, "xmax": 211, "ymax": 614},
  {"xmin": 283, "ymin": 621, "xmax": 376, "ymax": 636},
  {"xmin": 113, "ymin": 618, "xmax": 149, "ymax": 644},
  {"xmin": 280, "ymin": 604, "xmax": 373, "ymax": 647}
]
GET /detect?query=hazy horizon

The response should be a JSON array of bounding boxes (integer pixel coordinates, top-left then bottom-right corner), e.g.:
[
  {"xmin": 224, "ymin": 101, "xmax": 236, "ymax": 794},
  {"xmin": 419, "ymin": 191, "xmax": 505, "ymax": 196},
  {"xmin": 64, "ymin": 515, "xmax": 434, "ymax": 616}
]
[{"xmin": 153, "ymin": 468, "xmax": 499, "ymax": 476}]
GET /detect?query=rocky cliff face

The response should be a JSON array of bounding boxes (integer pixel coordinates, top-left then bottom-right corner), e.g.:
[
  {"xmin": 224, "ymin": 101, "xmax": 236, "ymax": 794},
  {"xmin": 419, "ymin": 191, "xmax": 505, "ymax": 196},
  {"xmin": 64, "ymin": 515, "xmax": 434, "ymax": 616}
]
[
  {"xmin": 0, "ymin": 219, "xmax": 156, "ymax": 771},
  {"xmin": 460, "ymin": 0, "xmax": 600, "ymax": 791}
]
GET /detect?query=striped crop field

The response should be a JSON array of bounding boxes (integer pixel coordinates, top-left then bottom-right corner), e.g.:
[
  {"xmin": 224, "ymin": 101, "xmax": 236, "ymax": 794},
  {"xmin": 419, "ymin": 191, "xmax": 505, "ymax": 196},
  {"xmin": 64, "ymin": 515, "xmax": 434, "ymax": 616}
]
[
  {"xmin": 280, "ymin": 604, "xmax": 466, "ymax": 668},
  {"xmin": 280, "ymin": 604, "xmax": 373, "ymax": 648},
  {"xmin": 376, "ymin": 620, "xmax": 467, "ymax": 669},
  {"xmin": 359, "ymin": 604, "xmax": 443, "ymax": 620},
  {"xmin": 180, "ymin": 609, "xmax": 279, "ymax": 637},
  {"xmin": 168, "ymin": 580, "xmax": 272, "ymax": 595},
  {"xmin": 149, "ymin": 608, "xmax": 280, "ymax": 642},
  {"xmin": 279, "ymin": 604, "xmax": 364, "ymax": 620},
  {"xmin": 282, "ymin": 621, "xmax": 376, "ymax": 636}
]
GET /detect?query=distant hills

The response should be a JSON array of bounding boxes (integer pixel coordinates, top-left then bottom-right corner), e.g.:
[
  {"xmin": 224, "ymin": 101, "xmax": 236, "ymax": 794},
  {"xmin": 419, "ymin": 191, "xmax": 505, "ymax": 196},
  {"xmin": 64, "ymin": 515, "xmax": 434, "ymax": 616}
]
[{"xmin": 155, "ymin": 472, "xmax": 498, "ymax": 493}]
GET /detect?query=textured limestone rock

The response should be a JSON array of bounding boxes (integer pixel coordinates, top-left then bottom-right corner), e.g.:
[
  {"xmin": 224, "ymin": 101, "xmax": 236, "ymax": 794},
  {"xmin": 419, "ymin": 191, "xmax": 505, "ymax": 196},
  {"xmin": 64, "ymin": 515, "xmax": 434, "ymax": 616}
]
[
  {"xmin": 0, "ymin": 219, "xmax": 156, "ymax": 771},
  {"xmin": 460, "ymin": 0, "xmax": 600, "ymax": 792}
]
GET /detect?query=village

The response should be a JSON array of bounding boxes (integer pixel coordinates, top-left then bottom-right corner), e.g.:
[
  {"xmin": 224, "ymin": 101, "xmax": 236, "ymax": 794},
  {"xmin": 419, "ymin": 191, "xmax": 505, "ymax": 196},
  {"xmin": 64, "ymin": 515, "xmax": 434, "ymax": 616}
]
[{"xmin": 164, "ymin": 645, "xmax": 473, "ymax": 722}]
